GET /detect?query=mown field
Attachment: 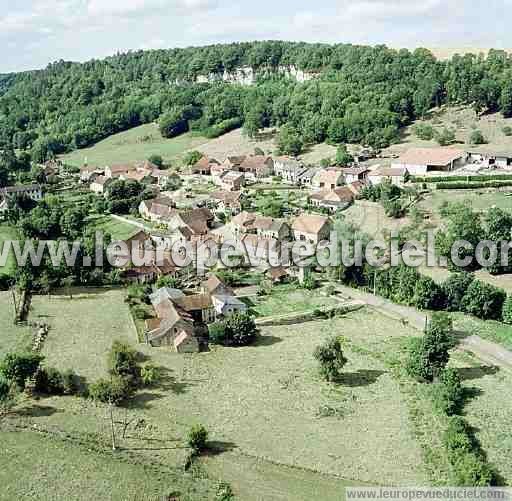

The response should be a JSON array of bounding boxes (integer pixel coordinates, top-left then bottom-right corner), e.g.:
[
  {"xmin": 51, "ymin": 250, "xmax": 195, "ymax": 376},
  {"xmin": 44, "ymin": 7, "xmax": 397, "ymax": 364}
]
[
  {"xmin": 243, "ymin": 284, "xmax": 339, "ymax": 317},
  {"xmin": 34, "ymin": 288, "xmax": 137, "ymax": 381},
  {"xmin": 86, "ymin": 214, "xmax": 141, "ymax": 241},
  {"xmin": 59, "ymin": 124, "xmax": 208, "ymax": 167}
]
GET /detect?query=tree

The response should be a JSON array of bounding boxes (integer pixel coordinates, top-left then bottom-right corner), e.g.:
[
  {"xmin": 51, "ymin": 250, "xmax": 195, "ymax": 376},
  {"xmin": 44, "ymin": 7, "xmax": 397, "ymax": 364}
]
[
  {"xmin": 89, "ymin": 375, "xmax": 133, "ymax": 405},
  {"xmin": 209, "ymin": 312, "xmax": 257, "ymax": 347},
  {"xmin": 183, "ymin": 150, "xmax": 203, "ymax": 166},
  {"xmin": 159, "ymin": 108, "xmax": 189, "ymax": 138},
  {"xmin": 0, "ymin": 376, "xmax": 10, "ymax": 402},
  {"xmin": 406, "ymin": 313, "xmax": 455, "ymax": 382},
  {"xmin": 277, "ymin": 124, "xmax": 303, "ymax": 156},
  {"xmin": 413, "ymin": 123, "xmax": 434, "ymax": 140},
  {"xmin": 0, "ymin": 352, "xmax": 44, "ymax": 389},
  {"xmin": 461, "ymin": 280, "xmax": 506, "ymax": 320},
  {"xmin": 148, "ymin": 154, "xmax": 163, "ymax": 168},
  {"xmin": 108, "ymin": 340, "xmax": 139, "ymax": 380},
  {"xmin": 334, "ymin": 144, "xmax": 353, "ymax": 166},
  {"xmin": 435, "ymin": 128, "xmax": 456, "ymax": 146},
  {"xmin": 469, "ymin": 130, "xmax": 486, "ymax": 145},
  {"xmin": 443, "ymin": 273, "xmax": 474, "ymax": 311},
  {"xmin": 188, "ymin": 424, "xmax": 208, "ymax": 453},
  {"xmin": 313, "ymin": 337, "xmax": 348, "ymax": 382},
  {"xmin": 431, "ymin": 368, "xmax": 465, "ymax": 415}
]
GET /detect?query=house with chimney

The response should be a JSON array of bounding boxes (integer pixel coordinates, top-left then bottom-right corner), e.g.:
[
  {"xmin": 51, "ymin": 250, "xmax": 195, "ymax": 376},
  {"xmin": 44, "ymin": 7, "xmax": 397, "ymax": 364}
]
[
  {"xmin": 239, "ymin": 155, "xmax": 274, "ymax": 179},
  {"xmin": 139, "ymin": 196, "xmax": 177, "ymax": 222}
]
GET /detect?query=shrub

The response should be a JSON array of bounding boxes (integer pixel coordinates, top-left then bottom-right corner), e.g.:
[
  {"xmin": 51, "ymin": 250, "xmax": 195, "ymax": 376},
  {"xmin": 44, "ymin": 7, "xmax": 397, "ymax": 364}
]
[
  {"xmin": 502, "ymin": 295, "xmax": 512, "ymax": 324},
  {"xmin": 183, "ymin": 150, "xmax": 203, "ymax": 166},
  {"xmin": 469, "ymin": 130, "xmax": 486, "ymax": 145},
  {"xmin": 208, "ymin": 321, "xmax": 228, "ymax": 345},
  {"xmin": 148, "ymin": 154, "xmax": 163, "ymax": 168},
  {"xmin": 412, "ymin": 276, "xmax": 446, "ymax": 310},
  {"xmin": 406, "ymin": 313, "xmax": 455, "ymax": 382},
  {"xmin": 452, "ymin": 452, "xmax": 494, "ymax": 486},
  {"xmin": 159, "ymin": 108, "xmax": 189, "ymax": 138},
  {"xmin": 0, "ymin": 352, "xmax": 44, "ymax": 389},
  {"xmin": 413, "ymin": 123, "xmax": 434, "ymax": 140},
  {"xmin": 35, "ymin": 367, "xmax": 66, "ymax": 395},
  {"xmin": 224, "ymin": 312, "xmax": 257, "ymax": 346},
  {"xmin": 461, "ymin": 280, "xmax": 506, "ymax": 320},
  {"xmin": 108, "ymin": 341, "xmax": 139, "ymax": 379},
  {"xmin": 188, "ymin": 424, "xmax": 208, "ymax": 453},
  {"xmin": 140, "ymin": 365, "xmax": 160, "ymax": 386},
  {"xmin": 443, "ymin": 272, "xmax": 474, "ymax": 312},
  {"xmin": 89, "ymin": 376, "xmax": 133, "ymax": 405},
  {"xmin": 313, "ymin": 337, "xmax": 348, "ymax": 382},
  {"xmin": 215, "ymin": 482, "xmax": 234, "ymax": 501},
  {"xmin": 431, "ymin": 368, "xmax": 465, "ymax": 415},
  {"xmin": 503, "ymin": 126, "xmax": 512, "ymax": 136},
  {"xmin": 203, "ymin": 118, "xmax": 242, "ymax": 139}
]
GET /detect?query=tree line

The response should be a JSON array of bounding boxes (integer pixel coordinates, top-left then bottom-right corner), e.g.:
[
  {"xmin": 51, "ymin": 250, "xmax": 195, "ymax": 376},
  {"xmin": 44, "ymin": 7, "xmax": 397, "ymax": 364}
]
[{"xmin": 2, "ymin": 42, "xmax": 512, "ymax": 164}]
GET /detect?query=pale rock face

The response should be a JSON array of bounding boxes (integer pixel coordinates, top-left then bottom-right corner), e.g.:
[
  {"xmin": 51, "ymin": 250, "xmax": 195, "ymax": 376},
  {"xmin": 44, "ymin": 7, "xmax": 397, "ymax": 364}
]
[{"xmin": 193, "ymin": 65, "xmax": 317, "ymax": 86}]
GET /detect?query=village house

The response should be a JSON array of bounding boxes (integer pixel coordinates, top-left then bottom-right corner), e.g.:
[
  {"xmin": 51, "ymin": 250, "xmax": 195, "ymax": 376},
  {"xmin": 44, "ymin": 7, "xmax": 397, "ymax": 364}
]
[
  {"xmin": 274, "ymin": 157, "xmax": 308, "ymax": 184},
  {"xmin": 211, "ymin": 162, "xmax": 231, "ymax": 179},
  {"xmin": 296, "ymin": 167, "xmax": 319, "ymax": 187},
  {"xmin": 0, "ymin": 184, "xmax": 43, "ymax": 202},
  {"xmin": 166, "ymin": 207, "xmax": 215, "ymax": 237},
  {"xmin": 291, "ymin": 214, "xmax": 331, "ymax": 244},
  {"xmin": 217, "ymin": 171, "xmax": 245, "ymax": 191},
  {"xmin": 190, "ymin": 156, "xmax": 221, "ymax": 175},
  {"xmin": 342, "ymin": 166, "xmax": 370, "ymax": 184},
  {"xmin": 151, "ymin": 169, "xmax": 175, "ymax": 188},
  {"xmin": 209, "ymin": 190, "xmax": 242, "ymax": 216},
  {"xmin": 201, "ymin": 274, "xmax": 247, "ymax": 317},
  {"xmin": 139, "ymin": 196, "xmax": 177, "ymax": 222},
  {"xmin": 231, "ymin": 211, "xmax": 291, "ymax": 241},
  {"xmin": 146, "ymin": 288, "xmax": 200, "ymax": 352},
  {"xmin": 467, "ymin": 148, "xmax": 512, "ymax": 169},
  {"xmin": 240, "ymin": 234, "xmax": 283, "ymax": 267},
  {"xmin": 223, "ymin": 155, "xmax": 246, "ymax": 171},
  {"xmin": 80, "ymin": 166, "xmax": 104, "ymax": 183},
  {"xmin": 368, "ymin": 167, "xmax": 408, "ymax": 186},
  {"xmin": 309, "ymin": 186, "xmax": 355, "ymax": 212},
  {"xmin": 104, "ymin": 164, "xmax": 135, "ymax": 179},
  {"xmin": 89, "ymin": 176, "xmax": 111, "ymax": 195},
  {"xmin": 239, "ymin": 155, "xmax": 274, "ymax": 179},
  {"xmin": 391, "ymin": 147, "xmax": 466, "ymax": 175},
  {"xmin": 311, "ymin": 169, "xmax": 345, "ymax": 190}
]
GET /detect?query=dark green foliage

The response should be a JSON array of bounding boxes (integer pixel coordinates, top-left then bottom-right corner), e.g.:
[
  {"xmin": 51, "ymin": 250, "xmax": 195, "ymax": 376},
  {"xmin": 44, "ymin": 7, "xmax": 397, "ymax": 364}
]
[
  {"xmin": 334, "ymin": 144, "xmax": 353, "ymax": 166},
  {"xmin": 148, "ymin": 154, "xmax": 163, "ymax": 167},
  {"xmin": 436, "ymin": 180, "xmax": 512, "ymax": 189},
  {"xmin": 0, "ymin": 375, "xmax": 10, "ymax": 401},
  {"xmin": 443, "ymin": 273, "xmax": 475, "ymax": 311},
  {"xmin": 188, "ymin": 424, "xmax": 209, "ymax": 453},
  {"xmin": 431, "ymin": 368, "xmax": 465, "ymax": 415},
  {"xmin": 159, "ymin": 108, "xmax": 189, "ymax": 138},
  {"xmin": 435, "ymin": 127, "xmax": 456, "ymax": 146},
  {"xmin": 204, "ymin": 117, "xmax": 242, "ymax": 138},
  {"xmin": 413, "ymin": 123, "xmax": 434, "ymax": 140},
  {"xmin": 108, "ymin": 340, "xmax": 140, "ymax": 379},
  {"xmin": 277, "ymin": 124, "xmax": 303, "ymax": 156},
  {"xmin": 502, "ymin": 125, "xmax": 512, "ymax": 136},
  {"xmin": 313, "ymin": 337, "xmax": 348, "ymax": 382},
  {"xmin": 502, "ymin": 295, "xmax": 512, "ymax": 324},
  {"xmin": 413, "ymin": 173, "xmax": 512, "ymax": 184},
  {"xmin": 208, "ymin": 312, "xmax": 257, "ymax": 347},
  {"xmin": 89, "ymin": 375, "xmax": 133, "ymax": 405},
  {"xmin": 406, "ymin": 313, "xmax": 455, "ymax": 382},
  {"xmin": 461, "ymin": 280, "xmax": 506, "ymax": 320},
  {"xmin": 469, "ymin": 129, "xmax": 486, "ymax": 145},
  {"xmin": 183, "ymin": 150, "xmax": 203, "ymax": 166},
  {"xmin": 443, "ymin": 417, "xmax": 495, "ymax": 486},
  {"xmin": 0, "ymin": 352, "xmax": 43, "ymax": 389}
]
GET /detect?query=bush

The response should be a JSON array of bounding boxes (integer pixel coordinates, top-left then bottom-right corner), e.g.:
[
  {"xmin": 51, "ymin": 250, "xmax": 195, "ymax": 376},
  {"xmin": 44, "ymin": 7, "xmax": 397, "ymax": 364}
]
[
  {"xmin": 188, "ymin": 424, "xmax": 208, "ymax": 453},
  {"xmin": 35, "ymin": 367, "xmax": 66, "ymax": 395},
  {"xmin": 208, "ymin": 321, "xmax": 228, "ymax": 345},
  {"xmin": 502, "ymin": 126, "xmax": 512, "ymax": 136},
  {"xmin": 159, "ymin": 108, "xmax": 189, "ymax": 138},
  {"xmin": 469, "ymin": 130, "xmax": 486, "ymax": 145},
  {"xmin": 225, "ymin": 312, "xmax": 257, "ymax": 346},
  {"xmin": 443, "ymin": 272, "xmax": 474, "ymax": 312},
  {"xmin": 0, "ymin": 352, "xmax": 44, "ymax": 389},
  {"xmin": 140, "ymin": 364, "xmax": 160, "ymax": 386},
  {"xmin": 502, "ymin": 295, "xmax": 512, "ymax": 324},
  {"xmin": 413, "ymin": 123, "xmax": 434, "ymax": 140},
  {"xmin": 431, "ymin": 368, "xmax": 464, "ymax": 415},
  {"xmin": 183, "ymin": 150, "xmax": 203, "ymax": 166},
  {"xmin": 406, "ymin": 313, "xmax": 455, "ymax": 382},
  {"xmin": 108, "ymin": 341, "xmax": 139, "ymax": 379},
  {"xmin": 148, "ymin": 154, "xmax": 163, "ymax": 168},
  {"xmin": 461, "ymin": 280, "xmax": 506, "ymax": 320},
  {"xmin": 313, "ymin": 337, "xmax": 348, "ymax": 382},
  {"xmin": 203, "ymin": 118, "xmax": 242, "ymax": 139},
  {"xmin": 89, "ymin": 376, "xmax": 133, "ymax": 405}
]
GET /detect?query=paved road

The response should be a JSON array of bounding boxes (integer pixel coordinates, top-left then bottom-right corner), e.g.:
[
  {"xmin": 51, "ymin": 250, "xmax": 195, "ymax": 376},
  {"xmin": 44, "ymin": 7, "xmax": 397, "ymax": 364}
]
[{"xmin": 333, "ymin": 284, "xmax": 512, "ymax": 372}]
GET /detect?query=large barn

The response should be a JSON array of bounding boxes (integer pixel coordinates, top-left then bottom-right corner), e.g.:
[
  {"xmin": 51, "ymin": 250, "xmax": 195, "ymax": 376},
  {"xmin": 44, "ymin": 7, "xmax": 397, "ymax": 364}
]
[{"xmin": 392, "ymin": 148, "xmax": 466, "ymax": 175}]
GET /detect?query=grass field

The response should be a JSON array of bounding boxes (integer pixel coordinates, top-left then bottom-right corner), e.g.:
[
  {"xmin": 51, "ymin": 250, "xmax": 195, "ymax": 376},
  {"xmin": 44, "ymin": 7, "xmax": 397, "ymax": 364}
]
[
  {"xmin": 0, "ymin": 429, "xmax": 215, "ymax": 501},
  {"xmin": 86, "ymin": 214, "xmax": 140, "ymax": 241},
  {"xmin": 35, "ymin": 288, "xmax": 137, "ymax": 381},
  {"xmin": 0, "ymin": 291, "xmax": 32, "ymax": 357},
  {"xmin": 0, "ymin": 224, "xmax": 20, "ymax": 277},
  {"xmin": 59, "ymin": 124, "xmax": 208, "ymax": 167},
  {"xmin": 244, "ymin": 284, "xmax": 339, "ymax": 317}
]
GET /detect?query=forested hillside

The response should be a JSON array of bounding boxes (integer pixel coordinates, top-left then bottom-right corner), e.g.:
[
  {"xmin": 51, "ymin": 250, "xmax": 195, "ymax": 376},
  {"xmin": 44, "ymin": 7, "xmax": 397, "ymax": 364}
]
[{"xmin": 2, "ymin": 40, "xmax": 512, "ymax": 165}]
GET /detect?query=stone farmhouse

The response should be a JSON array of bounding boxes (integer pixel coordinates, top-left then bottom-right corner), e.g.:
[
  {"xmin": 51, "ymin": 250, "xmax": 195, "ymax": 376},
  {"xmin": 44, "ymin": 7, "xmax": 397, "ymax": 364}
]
[
  {"xmin": 291, "ymin": 214, "xmax": 332, "ymax": 244},
  {"xmin": 311, "ymin": 169, "xmax": 345, "ymax": 190}
]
